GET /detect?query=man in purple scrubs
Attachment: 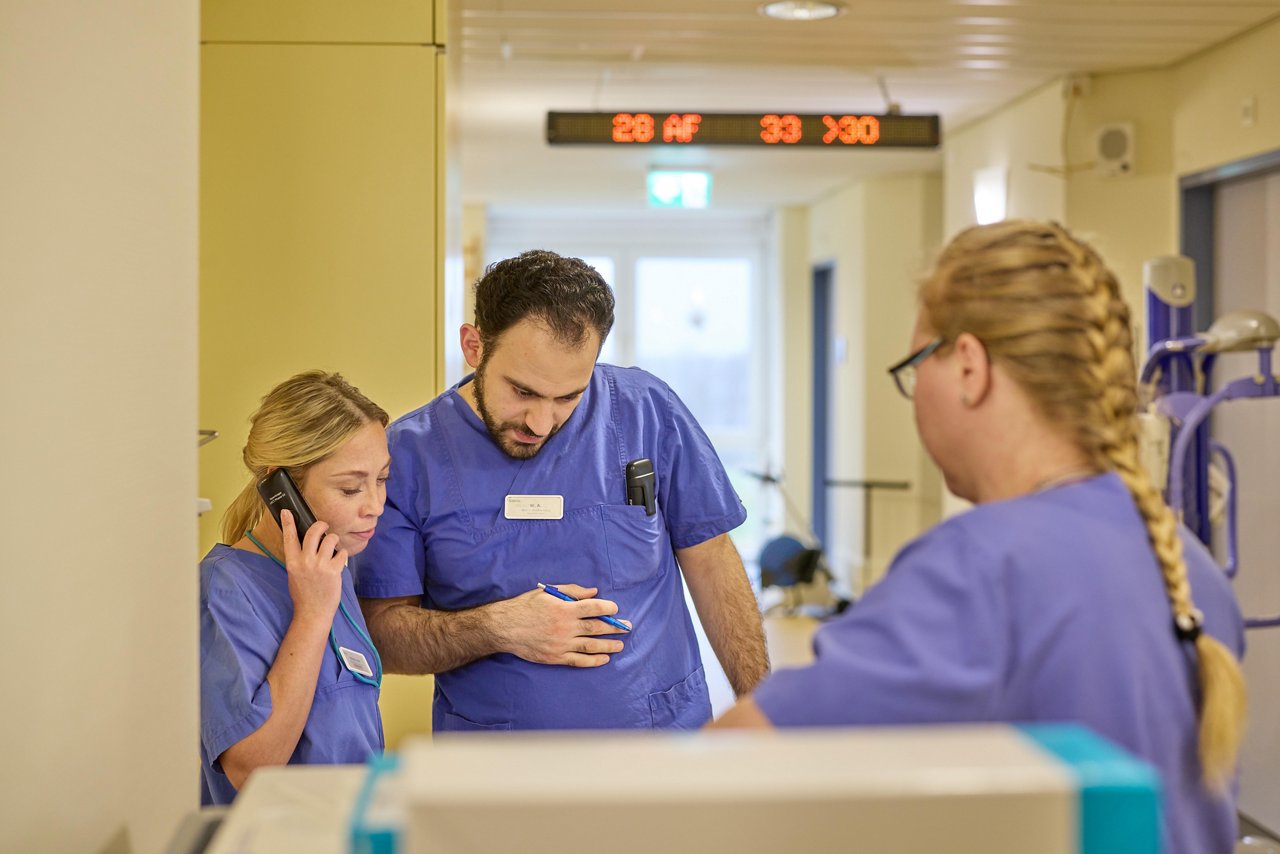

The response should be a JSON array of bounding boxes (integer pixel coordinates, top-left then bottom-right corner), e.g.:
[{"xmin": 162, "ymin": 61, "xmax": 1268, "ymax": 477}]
[{"xmin": 355, "ymin": 250, "xmax": 769, "ymax": 731}]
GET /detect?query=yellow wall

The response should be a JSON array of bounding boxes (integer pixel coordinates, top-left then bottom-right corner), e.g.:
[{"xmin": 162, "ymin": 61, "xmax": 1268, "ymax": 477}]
[
  {"xmin": 1064, "ymin": 70, "xmax": 1178, "ymax": 315},
  {"xmin": 944, "ymin": 80, "xmax": 1068, "ymax": 239},
  {"xmin": 1061, "ymin": 17, "xmax": 1280, "ymax": 334},
  {"xmin": 775, "ymin": 206, "xmax": 814, "ymax": 538},
  {"xmin": 808, "ymin": 180, "xmax": 868, "ymax": 588},
  {"xmin": 946, "ymin": 16, "xmax": 1280, "ymax": 299},
  {"xmin": 798, "ymin": 172, "xmax": 943, "ymax": 592},
  {"xmin": 861, "ymin": 172, "xmax": 945, "ymax": 583},
  {"xmin": 0, "ymin": 3, "xmax": 199, "ymax": 851},
  {"xmin": 1173, "ymin": 16, "xmax": 1280, "ymax": 177}
]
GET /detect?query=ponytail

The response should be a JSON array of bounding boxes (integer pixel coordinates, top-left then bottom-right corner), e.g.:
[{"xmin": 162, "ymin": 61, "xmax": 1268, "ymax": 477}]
[{"xmin": 218, "ymin": 370, "xmax": 388, "ymax": 544}]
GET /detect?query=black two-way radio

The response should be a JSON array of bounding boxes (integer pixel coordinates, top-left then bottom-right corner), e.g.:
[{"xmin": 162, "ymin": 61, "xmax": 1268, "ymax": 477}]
[{"xmin": 625, "ymin": 458, "xmax": 656, "ymax": 516}]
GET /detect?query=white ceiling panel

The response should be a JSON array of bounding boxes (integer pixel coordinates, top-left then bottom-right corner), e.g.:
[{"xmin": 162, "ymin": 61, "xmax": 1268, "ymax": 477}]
[{"xmin": 456, "ymin": 1, "xmax": 1280, "ymax": 212}]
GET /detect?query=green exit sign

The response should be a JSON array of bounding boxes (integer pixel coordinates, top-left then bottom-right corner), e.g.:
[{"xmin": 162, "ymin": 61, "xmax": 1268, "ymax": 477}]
[{"xmin": 647, "ymin": 171, "xmax": 711, "ymax": 208}]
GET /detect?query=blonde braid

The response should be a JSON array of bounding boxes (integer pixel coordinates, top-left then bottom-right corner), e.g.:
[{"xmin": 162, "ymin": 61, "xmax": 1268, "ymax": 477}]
[
  {"xmin": 1051, "ymin": 224, "xmax": 1246, "ymax": 787},
  {"xmin": 924, "ymin": 221, "xmax": 1246, "ymax": 788},
  {"xmin": 1049, "ymin": 225, "xmax": 1249, "ymax": 788}
]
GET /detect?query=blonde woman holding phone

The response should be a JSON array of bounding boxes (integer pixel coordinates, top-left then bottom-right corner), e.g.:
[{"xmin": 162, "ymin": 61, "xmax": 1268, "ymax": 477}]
[{"xmin": 199, "ymin": 371, "xmax": 391, "ymax": 804}]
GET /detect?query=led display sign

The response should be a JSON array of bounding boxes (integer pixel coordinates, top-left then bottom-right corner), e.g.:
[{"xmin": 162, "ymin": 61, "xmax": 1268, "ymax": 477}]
[{"xmin": 547, "ymin": 111, "xmax": 940, "ymax": 148}]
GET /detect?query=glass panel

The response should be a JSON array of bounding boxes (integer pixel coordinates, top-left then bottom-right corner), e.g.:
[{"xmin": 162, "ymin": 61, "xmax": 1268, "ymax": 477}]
[
  {"xmin": 633, "ymin": 256, "xmax": 762, "ymax": 561},
  {"xmin": 578, "ymin": 255, "xmax": 618, "ymax": 365},
  {"xmin": 633, "ymin": 257, "xmax": 752, "ymax": 433}
]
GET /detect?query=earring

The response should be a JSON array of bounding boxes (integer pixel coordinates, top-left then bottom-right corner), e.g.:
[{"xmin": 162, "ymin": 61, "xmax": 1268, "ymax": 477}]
[{"xmin": 960, "ymin": 393, "xmax": 971, "ymax": 406}]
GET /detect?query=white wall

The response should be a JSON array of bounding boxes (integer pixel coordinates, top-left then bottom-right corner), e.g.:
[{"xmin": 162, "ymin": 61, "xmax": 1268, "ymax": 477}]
[
  {"xmin": 0, "ymin": 3, "xmax": 199, "ymax": 852},
  {"xmin": 1213, "ymin": 170, "xmax": 1280, "ymax": 830}
]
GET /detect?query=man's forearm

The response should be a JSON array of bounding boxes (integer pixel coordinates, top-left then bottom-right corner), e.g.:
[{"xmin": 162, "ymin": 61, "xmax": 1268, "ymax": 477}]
[
  {"xmin": 694, "ymin": 572, "xmax": 770, "ymax": 696},
  {"xmin": 360, "ymin": 587, "xmax": 628, "ymax": 673},
  {"xmin": 362, "ymin": 598, "xmax": 505, "ymax": 675},
  {"xmin": 679, "ymin": 535, "xmax": 770, "ymax": 696}
]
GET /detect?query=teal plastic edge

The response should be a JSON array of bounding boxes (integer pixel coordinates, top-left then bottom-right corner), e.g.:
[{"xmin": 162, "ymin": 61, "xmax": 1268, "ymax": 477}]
[
  {"xmin": 1017, "ymin": 724, "xmax": 1163, "ymax": 854},
  {"xmin": 349, "ymin": 753, "xmax": 401, "ymax": 854}
]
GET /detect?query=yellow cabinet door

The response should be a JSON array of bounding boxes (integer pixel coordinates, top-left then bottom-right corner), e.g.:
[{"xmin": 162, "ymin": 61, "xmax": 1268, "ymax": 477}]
[{"xmin": 200, "ymin": 43, "xmax": 440, "ymax": 551}]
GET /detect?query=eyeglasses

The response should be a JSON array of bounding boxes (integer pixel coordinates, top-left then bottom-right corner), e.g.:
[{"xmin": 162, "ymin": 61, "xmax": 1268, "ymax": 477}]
[{"xmin": 887, "ymin": 337, "xmax": 944, "ymax": 400}]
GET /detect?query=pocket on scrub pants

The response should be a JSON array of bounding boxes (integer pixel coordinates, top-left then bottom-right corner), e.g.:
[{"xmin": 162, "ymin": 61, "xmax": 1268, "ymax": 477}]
[
  {"xmin": 438, "ymin": 711, "xmax": 513, "ymax": 732},
  {"xmin": 648, "ymin": 667, "xmax": 710, "ymax": 729}
]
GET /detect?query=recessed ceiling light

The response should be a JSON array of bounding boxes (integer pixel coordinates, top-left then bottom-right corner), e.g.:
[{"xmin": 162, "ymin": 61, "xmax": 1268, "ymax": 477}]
[{"xmin": 758, "ymin": 1, "xmax": 845, "ymax": 21}]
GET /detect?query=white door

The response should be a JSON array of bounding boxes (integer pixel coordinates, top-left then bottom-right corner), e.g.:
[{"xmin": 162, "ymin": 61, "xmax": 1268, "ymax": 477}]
[{"xmin": 1212, "ymin": 168, "xmax": 1280, "ymax": 831}]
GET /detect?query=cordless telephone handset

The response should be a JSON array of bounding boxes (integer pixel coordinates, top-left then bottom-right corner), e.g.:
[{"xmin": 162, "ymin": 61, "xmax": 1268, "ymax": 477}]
[{"xmin": 257, "ymin": 468, "xmax": 320, "ymax": 535}]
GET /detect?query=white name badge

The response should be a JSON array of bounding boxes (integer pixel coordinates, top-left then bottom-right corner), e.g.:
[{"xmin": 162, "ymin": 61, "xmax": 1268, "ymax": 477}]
[
  {"xmin": 504, "ymin": 494, "xmax": 564, "ymax": 520},
  {"xmin": 338, "ymin": 646, "xmax": 374, "ymax": 678}
]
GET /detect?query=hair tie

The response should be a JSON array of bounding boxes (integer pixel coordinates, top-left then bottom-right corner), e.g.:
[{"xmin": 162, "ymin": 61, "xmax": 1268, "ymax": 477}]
[{"xmin": 1173, "ymin": 608, "xmax": 1204, "ymax": 643}]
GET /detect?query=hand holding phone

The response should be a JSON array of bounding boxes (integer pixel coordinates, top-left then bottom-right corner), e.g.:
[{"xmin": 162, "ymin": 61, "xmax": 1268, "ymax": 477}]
[
  {"xmin": 257, "ymin": 468, "xmax": 320, "ymax": 536},
  {"xmin": 257, "ymin": 468, "xmax": 345, "ymax": 620}
]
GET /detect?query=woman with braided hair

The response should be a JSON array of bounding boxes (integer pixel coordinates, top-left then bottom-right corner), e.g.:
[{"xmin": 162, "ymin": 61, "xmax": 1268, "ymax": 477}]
[{"xmin": 713, "ymin": 220, "xmax": 1247, "ymax": 852}]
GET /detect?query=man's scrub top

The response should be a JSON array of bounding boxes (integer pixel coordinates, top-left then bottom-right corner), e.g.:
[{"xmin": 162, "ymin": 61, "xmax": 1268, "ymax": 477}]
[
  {"xmin": 200, "ymin": 544, "xmax": 384, "ymax": 805},
  {"xmin": 753, "ymin": 473, "xmax": 1245, "ymax": 854},
  {"xmin": 354, "ymin": 364, "xmax": 746, "ymax": 732}
]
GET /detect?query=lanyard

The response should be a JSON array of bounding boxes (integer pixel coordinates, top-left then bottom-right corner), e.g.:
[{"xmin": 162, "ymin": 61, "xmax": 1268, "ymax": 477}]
[{"xmin": 244, "ymin": 531, "xmax": 383, "ymax": 688}]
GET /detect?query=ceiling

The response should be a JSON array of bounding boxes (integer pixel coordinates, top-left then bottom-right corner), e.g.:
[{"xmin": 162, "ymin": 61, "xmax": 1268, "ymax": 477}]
[{"xmin": 455, "ymin": 0, "xmax": 1280, "ymax": 214}]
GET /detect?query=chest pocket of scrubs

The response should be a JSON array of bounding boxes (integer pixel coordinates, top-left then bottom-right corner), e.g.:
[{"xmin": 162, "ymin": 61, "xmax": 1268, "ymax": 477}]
[
  {"xmin": 317, "ymin": 637, "xmax": 374, "ymax": 698},
  {"xmin": 601, "ymin": 504, "xmax": 668, "ymax": 590}
]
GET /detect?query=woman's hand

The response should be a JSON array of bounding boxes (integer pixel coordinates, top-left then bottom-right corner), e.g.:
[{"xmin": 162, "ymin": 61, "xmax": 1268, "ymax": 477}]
[{"xmin": 280, "ymin": 508, "xmax": 347, "ymax": 623}]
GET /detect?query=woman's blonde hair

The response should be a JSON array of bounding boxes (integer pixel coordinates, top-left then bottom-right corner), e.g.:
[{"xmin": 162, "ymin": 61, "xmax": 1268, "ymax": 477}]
[
  {"xmin": 220, "ymin": 371, "xmax": 389, "ymax": 545},
  {"xmin": 920, "ymin": 220, "xmax": 1246, "ymax": 788}
]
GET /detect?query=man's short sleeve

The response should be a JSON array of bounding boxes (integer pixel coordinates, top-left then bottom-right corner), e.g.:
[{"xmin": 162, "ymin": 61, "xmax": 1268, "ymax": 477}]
[
  {"xmin": 352, "ymin": 426, "xmax": 428, "ymax": 600},
  {"xmin": 655, "ymin": 384, "xmax": 747, "ymax": 549}
]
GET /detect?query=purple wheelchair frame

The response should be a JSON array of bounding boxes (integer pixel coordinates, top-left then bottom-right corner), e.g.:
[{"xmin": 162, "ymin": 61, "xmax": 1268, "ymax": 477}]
[{"xmin": 1145, "ymin": 295, "xmax": 1280, "ymax": 630}]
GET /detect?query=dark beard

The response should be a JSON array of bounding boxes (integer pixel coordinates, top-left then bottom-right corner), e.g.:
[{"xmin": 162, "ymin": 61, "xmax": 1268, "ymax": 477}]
[{"xmin": 473, "ymin": 363, "xmax": 560, "ymax": 460}]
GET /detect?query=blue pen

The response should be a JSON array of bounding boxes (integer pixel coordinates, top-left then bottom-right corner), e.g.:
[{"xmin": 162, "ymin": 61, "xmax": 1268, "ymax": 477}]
[{"xmin": 537, "ymin": 582, "xmax": 632, "ymax": 632}]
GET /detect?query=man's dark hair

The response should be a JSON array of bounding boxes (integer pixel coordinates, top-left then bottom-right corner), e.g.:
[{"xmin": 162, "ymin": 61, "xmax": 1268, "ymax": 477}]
[{"xmin": 473, "ymin": 250, "xmax": 615, "ymax": 351}]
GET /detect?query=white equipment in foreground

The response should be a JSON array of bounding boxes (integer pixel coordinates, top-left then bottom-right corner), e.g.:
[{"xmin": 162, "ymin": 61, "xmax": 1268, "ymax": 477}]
[{"xmin": 203, "ymin": 723, "xmax": 1159, "ymax": 854}]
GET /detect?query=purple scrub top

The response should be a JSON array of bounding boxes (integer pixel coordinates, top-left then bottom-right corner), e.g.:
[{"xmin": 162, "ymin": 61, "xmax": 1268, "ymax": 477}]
[
  {"xmin": 353, "ymin": 365, "xmax": 746, "ymax": 731},
  {"xmin": 753, "ymin": 473, "xmax": 1244, "ymax": 854},
  {"xmin": 199, "ymin": 545, "xmax": 384, "ymax": 805}
]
